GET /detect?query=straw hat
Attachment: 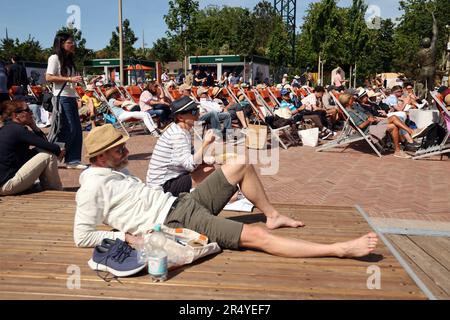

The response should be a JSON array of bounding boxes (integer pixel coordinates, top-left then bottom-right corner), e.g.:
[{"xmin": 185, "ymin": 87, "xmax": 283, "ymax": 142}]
[
  {"xmin": 84, "ymin": 124, "xmax": 129, "ymax": 158},
  {"xmin": 105, "ymin": 88, "xmax": 119, "ymax": 99}
]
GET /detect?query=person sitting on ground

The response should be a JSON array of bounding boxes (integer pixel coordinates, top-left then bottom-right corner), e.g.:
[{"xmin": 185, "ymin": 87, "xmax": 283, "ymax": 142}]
[
  {"xmin": 106, "ymin": 88, "xmax": 160, "ymax": 137},
  {"xmin": 146, "ymin": 97, "xmax": 217, "ymax": 197},
  {"xmin": 139, "ymin": 81, "xmax": 171, "ymax": 127},
  {"xmin": 0, "ymin": 100, "xmax": 64, "ymax": 196},
  {"xmin": 339, "ymin": 93, "xmax": 423, "ymax": 159},
  {"xmin": 197, "ymin": 87, "xmax": 232, "ymax": 139},
  {"xmin": 74, "ymin": 122, "xmax": 379, "ymax": 261}
]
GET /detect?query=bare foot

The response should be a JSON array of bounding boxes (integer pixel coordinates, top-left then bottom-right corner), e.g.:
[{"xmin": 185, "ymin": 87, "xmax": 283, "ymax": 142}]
[
  {"xmin": 266, "ymin": 214, "xmax": 305, "ymax": 230},
  {"xmin": 336, "ymin": 232, "xmax": 379, "ymax": 258}
]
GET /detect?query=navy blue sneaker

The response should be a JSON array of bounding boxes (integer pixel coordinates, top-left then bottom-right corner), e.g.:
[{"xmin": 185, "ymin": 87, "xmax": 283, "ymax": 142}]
[
  {"xmin": 88, "ymin": 239, "xmax": 146, "ymax": 277},
  {"xmin": 101, "ymin": 238, "xmax": 117, "ymax": 249}
]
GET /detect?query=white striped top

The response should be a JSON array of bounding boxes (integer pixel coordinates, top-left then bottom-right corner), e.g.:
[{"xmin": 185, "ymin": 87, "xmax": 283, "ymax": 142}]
[{"xmin": 146, "ymin": 123, "xmax": 197, "ymax": 187}]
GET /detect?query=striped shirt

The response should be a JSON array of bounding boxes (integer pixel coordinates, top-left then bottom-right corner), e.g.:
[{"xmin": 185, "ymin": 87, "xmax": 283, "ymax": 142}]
[{"xmin": 146, "ymin": 123, "xmax": 197, "ymax": 187}]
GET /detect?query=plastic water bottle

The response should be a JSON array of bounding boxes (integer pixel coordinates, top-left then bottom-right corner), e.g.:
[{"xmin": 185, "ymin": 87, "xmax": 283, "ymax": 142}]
[{"xmin": 147, "ymin": 224, "xmax": 168, "ymax": 282}]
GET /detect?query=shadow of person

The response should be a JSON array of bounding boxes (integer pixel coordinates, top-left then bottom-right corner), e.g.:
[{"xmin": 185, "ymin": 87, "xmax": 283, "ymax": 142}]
[
  {"xmin": 128, "ymin": 153, "xmax": 153, "ymax": 161},
  {"xmin": 354, "ymin": 253, "xmax": 384, "ymax": 263},
  {"xmin": 227, "ymin": 213, "xmax": 266, "ymax": 224}
]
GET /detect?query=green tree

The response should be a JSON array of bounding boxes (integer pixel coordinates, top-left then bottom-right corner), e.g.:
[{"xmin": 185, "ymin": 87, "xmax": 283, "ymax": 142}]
[
  {"xmin": 150, "ymin": 37, "xmax": 178, "ymax": 64},
  {"xmin": 266, "ymin": 16, "xmax": 291, "ymax": 78},
  {"xmin": 104, "ymin": 19, "xmax": 138, "ymax": 58},
  {"xmin": 0, "ymin": 36, "xmax": 47, "ymax": 63},
  {"xmin": 164, "ymin": 0, "xmax": 199, "ymax": 68},
  {"xmin": 252, "ymin": 1, "xmax": 278, "ymax": 56},
  {"xmin": 301, "ymin": 0, "xmax": 348, "ymax": 70}
]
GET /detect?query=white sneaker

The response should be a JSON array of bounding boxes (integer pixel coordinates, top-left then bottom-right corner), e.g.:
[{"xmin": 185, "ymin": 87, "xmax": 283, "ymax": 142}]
[
  {"xmin": 66, "ymin": 163, "xmax": 88, "ymax": 170},
  {"xmin": 240, "ymin": 128, "xmax": 249, "ymax": 136}
]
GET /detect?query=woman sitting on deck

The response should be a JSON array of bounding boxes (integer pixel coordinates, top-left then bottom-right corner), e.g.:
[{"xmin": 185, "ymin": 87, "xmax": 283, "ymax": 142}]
[{"xmin": 0, "ymin": 100, "xmax": 64, "ymax": 196}]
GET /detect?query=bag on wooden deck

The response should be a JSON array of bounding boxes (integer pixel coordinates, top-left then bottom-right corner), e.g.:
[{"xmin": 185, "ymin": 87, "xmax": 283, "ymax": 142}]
[{"xmin": 142, "ymin": 226, "xmax": 222, "ymax": 269}]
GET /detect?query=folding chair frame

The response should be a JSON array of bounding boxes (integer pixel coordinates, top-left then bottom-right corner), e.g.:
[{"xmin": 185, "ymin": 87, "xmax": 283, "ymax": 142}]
[
  {"xmin": 316, "ymin": 92, "xmax": 383, "ymax": 157},
  {"xmin": 238, "ymin": 88, "xmax": 297, "ymax": 150},
  {"xmin": 412, "ymin": 91, "xmax": 450, "ymax": 160}
]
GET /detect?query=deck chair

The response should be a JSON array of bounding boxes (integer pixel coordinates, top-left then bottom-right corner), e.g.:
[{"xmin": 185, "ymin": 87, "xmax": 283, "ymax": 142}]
[
  {"xmin": 257, "ymin": 88, "xmax": 279, "ymax": 109},
  {"xmin": 268, "ymin": 87, "xmax": 282, "ymax": 107},
  {"xmin": 239, "ymin": 88, "xmax": 297, "ymax": 150},
  {"xmin": 316, "ymin": 92, "xmax": 383, "ymax": 157},
  {"xmin": 94, "ymin": 86, "xmax": 149, "ymax": 137},
  {"xmin": 126, "ymin": 85, "xmax": 142, "ymax": 103},
  {"xmin": 412, "ymin": 91, "xmax": 450, "ymax": 160}
]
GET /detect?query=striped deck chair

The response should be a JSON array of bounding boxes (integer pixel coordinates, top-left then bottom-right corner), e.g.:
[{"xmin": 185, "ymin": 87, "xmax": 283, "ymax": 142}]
[
  {"xmin": 239, "ymin": 88, "xmax": 297, "ymax": 150},
  {"xmin": 316, "ymin": 92, "xmax": 383, "ymax": 157},
  {"xmin": 412, "ymin": 91, "xmax": 450, "ymax": 160}
]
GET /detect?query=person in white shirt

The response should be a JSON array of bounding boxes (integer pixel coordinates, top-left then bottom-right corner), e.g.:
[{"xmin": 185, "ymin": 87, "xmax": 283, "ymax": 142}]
[
  {"xmin": 197, "ymin": 87, "xmax": 232, "ymax": 137},
  {"xmin": 45, "ymin": 32, "xmax": 86, "ymax": 170},
  {"xmin": 147, "ymin": 96, "xmax": 216, "ymax": 196},
  {"xmin": 74, "ymin": 123, "xmax": 379, "ymax": 260},
  {"xmin": 106, "ymin": 88, "xmax": 160, "ymax": 137},
  {"xmin": 301, "ymin": 86, "xmax": 336, "ymax": 136}
]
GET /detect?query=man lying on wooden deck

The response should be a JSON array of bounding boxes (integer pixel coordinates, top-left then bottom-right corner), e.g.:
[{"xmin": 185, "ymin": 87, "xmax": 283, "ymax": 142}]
[{"xmin": 74, "ymin": 124, "xmax": 378, "ymax": 259}]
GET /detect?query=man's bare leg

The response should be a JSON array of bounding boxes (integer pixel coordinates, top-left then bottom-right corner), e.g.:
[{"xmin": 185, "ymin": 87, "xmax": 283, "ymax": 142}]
[
  {"xmin": 221, "ymin": 160, "xmax": 304, "ymax": 229},
  {"xmin": 387, "ymin": 124, "xmax": 401, "ymax": 152},
  {"xmin": 239, "ymin": 225, "xmax": 379, "ymax": 258},
  {"xmin": 191, "ymin": 164, "xmax": 216, "ymax": 188},
  {"xmin": 388, "ymin": 116, "xmax": 413, "ymax": 135},
  {"xmin": 236, "ymin": 110, "xmax": 248, "ymax": 128}
]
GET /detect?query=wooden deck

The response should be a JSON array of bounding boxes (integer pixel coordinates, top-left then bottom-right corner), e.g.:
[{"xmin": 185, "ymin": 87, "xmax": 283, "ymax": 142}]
[
  {"xmin": 0, "ymin": 191, "xmax": 427, "ymax": 300},
  {"xmin": 387, "ymin": 234, "xmax": 450, "ymax": 300}
]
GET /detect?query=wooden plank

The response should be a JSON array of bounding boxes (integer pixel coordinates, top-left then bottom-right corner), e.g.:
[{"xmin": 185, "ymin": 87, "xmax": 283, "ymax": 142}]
[
  {"xmin": 408, "ymin": 236, "xmax": 450, "ymax": 271},
  {"xmin": 387, "ymin": 234, "xmax": 450, "ymax": 300},
  {"xmin": 0, "ymin": 191, "xmax": 427, "ymax": 300}
]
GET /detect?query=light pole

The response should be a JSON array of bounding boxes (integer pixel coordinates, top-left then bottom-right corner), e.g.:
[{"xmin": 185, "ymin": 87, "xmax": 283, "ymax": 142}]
[{"xmin": 118, "ymin": 0, "xmax": 124, "ymax": 85}]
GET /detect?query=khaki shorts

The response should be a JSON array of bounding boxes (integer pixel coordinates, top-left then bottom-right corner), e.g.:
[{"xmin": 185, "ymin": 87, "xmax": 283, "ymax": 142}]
[{"xmin": 164, "ymin": 168, "xmax": 242, "ymax": 249}]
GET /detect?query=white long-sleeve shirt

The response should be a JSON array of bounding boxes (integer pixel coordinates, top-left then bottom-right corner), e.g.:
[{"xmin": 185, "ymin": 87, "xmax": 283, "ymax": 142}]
[{"xmin": 74, "ymin": 167, "xmax": 177, "ymax": 248}]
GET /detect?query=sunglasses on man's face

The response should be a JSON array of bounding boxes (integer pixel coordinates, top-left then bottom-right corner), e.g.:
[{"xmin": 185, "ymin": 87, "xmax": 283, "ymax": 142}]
[
  {"xmin": 116, "ymin": 144, "xmax": 127, "ymax": 155},
  {"xmin": 15, "ymin": 107, "xmax": 32, "ymax": 114}
]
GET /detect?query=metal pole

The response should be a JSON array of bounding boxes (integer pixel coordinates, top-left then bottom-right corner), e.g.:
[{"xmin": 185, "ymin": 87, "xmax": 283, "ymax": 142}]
[
  {"xmin": 118, "ymin": 0, "xmax": 124, "ymax": 85},
  {"xmin": 318, "ymin": 54, "xmax": 321, "ymax": 86},
  {"xmin": 349, "ymin": 65, "xmax": 353, "ymax": 89}
]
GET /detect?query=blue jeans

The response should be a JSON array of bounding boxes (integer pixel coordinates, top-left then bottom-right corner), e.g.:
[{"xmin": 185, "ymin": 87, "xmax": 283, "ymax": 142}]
[
  {"xmin": 29, "ymin": 104, "xmax": 42, "ymax": 124},
  {"xmin": 200, "ymin": 111, "xmax": 232, "ymax": 133},
  {"xmin": 59, "ymin": 96, "xmax": 82, "ymax": 164}
]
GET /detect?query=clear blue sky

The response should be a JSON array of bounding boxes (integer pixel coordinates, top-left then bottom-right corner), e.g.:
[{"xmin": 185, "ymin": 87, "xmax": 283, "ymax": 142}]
[{"xmin": 0, "ymin": 0, "xmax": 402, "ymax": 51}]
